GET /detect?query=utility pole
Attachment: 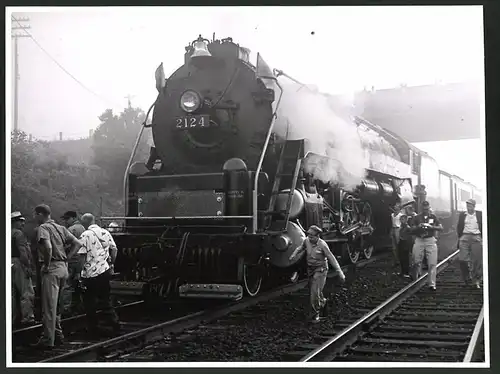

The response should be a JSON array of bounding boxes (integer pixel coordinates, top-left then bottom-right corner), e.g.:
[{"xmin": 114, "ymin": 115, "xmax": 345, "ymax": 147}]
[
  {"xmin": 124, "ymin": 94, "xmax": 135, "ymax": 109},
  {"xmin": 11, "ymin": 16, "xmax": 30, "ymax": 132}
]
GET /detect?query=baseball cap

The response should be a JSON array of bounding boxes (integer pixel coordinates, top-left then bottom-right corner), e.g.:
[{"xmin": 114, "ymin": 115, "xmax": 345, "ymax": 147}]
[
  {"xmin": 61, "ymin": 211, "xmax": 77, "ymax": 219},
  {"xmin": 11, "ymin": 211, "xmax": 25, "ymax": 221},
  {"xmin": 466, "ymin": 199, "xmax": 476, "ymax": 206},
  {"xmin": 307, "ymin": 225, "xmax": 323, "ymax": 236}
]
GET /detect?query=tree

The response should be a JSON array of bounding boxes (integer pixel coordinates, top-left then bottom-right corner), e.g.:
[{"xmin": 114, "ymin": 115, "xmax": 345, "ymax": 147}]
[
  {"xmin": 91, "ymin": 106, "xmax": 150, "ymax": 194},
  {"xmin": 11, "ymin": 130, "xmax": 122, "ymax": 220}
]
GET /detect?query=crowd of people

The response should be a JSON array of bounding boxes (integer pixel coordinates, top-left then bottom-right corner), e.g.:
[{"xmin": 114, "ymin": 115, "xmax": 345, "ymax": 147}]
[
  {"xmin": 11, "ymin": 198, "xmax": 484, "ymax": 333},
  {"xmin": 391, "ymin": 199, "xmax": 483, "ymax": 290},
  {"xmin": 11, "ymin": 205, "xmax": 120, "ymax": 350}
]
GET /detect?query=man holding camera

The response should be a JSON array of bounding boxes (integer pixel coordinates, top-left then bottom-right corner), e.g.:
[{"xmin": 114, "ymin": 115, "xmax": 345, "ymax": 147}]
[{"xmin": 410, "ymin": 201, "xmax": 443, "ymax": 290}]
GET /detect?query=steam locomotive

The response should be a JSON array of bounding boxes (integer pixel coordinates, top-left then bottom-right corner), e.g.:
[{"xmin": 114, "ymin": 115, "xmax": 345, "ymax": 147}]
[{"xmin": 102, "ymin": 35, "xmax": 482, "ymax": 301}]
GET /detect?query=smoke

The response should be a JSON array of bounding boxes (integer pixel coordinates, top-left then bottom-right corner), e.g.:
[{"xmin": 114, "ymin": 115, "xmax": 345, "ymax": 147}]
[{"xmin": 269, "ymin": 79, "xmax": 369, "ymax": 191}]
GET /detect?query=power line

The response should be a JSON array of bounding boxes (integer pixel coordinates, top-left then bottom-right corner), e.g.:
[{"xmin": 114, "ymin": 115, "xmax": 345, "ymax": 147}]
[{"xmin": 11, "ymin": 16, "xmax": 122, "ymax": 109}]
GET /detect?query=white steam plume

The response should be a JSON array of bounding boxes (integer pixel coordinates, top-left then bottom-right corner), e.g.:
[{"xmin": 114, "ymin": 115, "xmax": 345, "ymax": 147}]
[
  {"xmin": 256, "ymin": 54, "xmax": 369, "ymax": 191},
  {"xmin": 268, "ymin": 78, "xmax": 369, "ymax": 191}
]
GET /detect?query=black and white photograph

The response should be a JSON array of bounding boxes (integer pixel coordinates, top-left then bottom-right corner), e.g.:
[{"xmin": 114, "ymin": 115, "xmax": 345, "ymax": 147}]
[{"xmin": 6, "ymin": 5, "xmax": 489, "ymax": 367}]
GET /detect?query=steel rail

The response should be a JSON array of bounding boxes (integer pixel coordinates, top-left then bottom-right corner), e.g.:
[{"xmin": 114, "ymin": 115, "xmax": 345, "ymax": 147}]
[
  {"xmin": 13, "ymin": 300, "xmax": 144, "ymax": 336},
  {"xmin": 301, "ymin": 249, "xmax": 461, "ymax": 362},
  {"xmin": 38, "ymin": 255, "xmax": 385, "ymax": 363},
  {"xmin": 463, "ymin": 304, "xmax": 485, "ymax": 363}
]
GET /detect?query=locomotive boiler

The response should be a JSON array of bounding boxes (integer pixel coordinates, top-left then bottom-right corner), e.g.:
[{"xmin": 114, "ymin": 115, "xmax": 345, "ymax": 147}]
[{"xmin": 102, "ymin": 35, "xmax": 422, "ymax": 301}]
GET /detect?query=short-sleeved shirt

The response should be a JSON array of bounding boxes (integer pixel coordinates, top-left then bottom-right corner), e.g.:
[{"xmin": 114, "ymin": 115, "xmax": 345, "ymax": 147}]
[
  {"xmin": 12, "ymin": 228, "xmax": 31, "ymax": 264},
  {"xmin": 68, "ymin": 221, "xmax": 85, "ymax": 239},
  {"xmin": 301, "ymin": 237, "xmax": 341, "ymax": 272},
  {"xmin": 36, "ymin": 219, "xmax": 72, "ymax": 262},
  {"xmin": 78, "ymin": 224, "xmax": 111, "ymax": 278},
  {"xmin": 66, "ymin": 221, "xmax": 86, "ymax": 262},
  {"xmin": 411, "ymin": 213, "xmax": 441, "ymax": 239}
]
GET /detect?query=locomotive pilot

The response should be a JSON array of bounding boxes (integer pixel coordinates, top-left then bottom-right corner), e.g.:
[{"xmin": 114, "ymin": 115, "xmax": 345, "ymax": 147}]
[
  {"xmin": 289, "ymin": 225, "xmax": 346, "ymax": 323},
  {"xmin": 409, "ymin": 201, "xmax": 443, "ymax": 290}
]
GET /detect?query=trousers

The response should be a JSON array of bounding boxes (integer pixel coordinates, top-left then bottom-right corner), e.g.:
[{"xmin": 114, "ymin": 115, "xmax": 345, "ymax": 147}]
[
  {"xmin": 411, "ymin": 237, "xmax": 438, "ymax": 287},
  {"xmin": 62, "ymin": 261, "xmax": 83, "ymax": 314},
  {"xmin": 391, "ymin": 228, "xmax": 401, "ymax": 264},
  {"xmin": 40, "ymin": 261, "xmax": 68, "ymax": 346},
  {"xmin": 11, "ymin": 258, "xmax": 35, "ymax": 324},
  {"xmin": 397, "ymin": 239, "xmax": 412, "ymax": 276},
  {"xmin": 309, "ymin": 268, "xmax": 328, "ymax": 315},
  {"xmin": 458, "ymin": 234, "xmax": 483, "ymax": 285},
  {"xmin": 82, "ymin": 270, "xmax": 120, "ymax": 332}
]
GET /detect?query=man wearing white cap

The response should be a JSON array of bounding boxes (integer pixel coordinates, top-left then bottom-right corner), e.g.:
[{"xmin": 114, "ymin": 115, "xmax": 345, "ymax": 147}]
[
  {"xmin": 289, "ymin": 225, "xmax": 345, "ymax": 323},
  {"xmin": 457, "ymin": 198, "xmax": 483, "ymax": 288},
  {"xmin": 11, "ymin": 211, "xmax": 35, "ymax": 325}
]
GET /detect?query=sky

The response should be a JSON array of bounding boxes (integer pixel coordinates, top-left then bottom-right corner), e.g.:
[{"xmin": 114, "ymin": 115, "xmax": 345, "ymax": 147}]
[{"xmin": 6, "ymin": 6, "xmax": 486, "ymax": 189}]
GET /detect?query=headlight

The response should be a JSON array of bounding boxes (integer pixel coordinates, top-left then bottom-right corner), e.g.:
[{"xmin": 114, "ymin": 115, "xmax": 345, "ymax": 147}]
[{"xmin": 180, "ymin": 90, "xmax": 201, "ymax": 113}]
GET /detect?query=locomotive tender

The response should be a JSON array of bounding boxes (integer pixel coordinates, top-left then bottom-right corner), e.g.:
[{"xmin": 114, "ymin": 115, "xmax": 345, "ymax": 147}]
[{"xmin": 102, "ymin": 35, "xmax": 481, "ymax": 301}]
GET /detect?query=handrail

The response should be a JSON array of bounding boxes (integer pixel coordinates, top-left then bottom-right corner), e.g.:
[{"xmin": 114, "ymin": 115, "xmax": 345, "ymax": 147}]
[
  {"xmin": 463, "ymin": 304, "xmax": 485, "ymax": 362},
  {"xmin": 301, "ymin": 249, "xmax": 460, "ymax": 362},
  {"xmin": 251, "ymin": 76, "xmax": 283, "ymax": 234},
  {"xmin": 122, "ymin": 100, "xmax": 157, "ymax": 216}
]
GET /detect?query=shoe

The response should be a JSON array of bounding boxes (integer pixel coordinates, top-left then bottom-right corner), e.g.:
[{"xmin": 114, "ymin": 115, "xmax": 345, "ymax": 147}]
[
  {"xmin": 20, "ymin": 318, "xmax": 36, "ymax": 326},
  {"xmin": 403, "ymin": 274, "xmax": 411, "ymax": 278},
  {"xmin": 30, "ymin": 339, "xmax": 53, "ymax": 350},
  {"xmin": 474, "ymin": 283, "xmax": 481, "ymax": 289},
  {"xmin": 54, "ymin": 335, "xmax": 64, "ymax": 346},
  {"xmin": 429, "ymin": 286, "xmax": 436, "ymax": 291},
  {"xmin": 311, "ymin": 314, "xmax": 320, "ymax": 324}
]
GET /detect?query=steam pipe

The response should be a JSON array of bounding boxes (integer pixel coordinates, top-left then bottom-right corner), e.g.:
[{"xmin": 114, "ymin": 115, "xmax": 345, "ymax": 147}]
[
  {"xmin": 122, "ymin": 99, "xmax": 157, "ymax": 216},
  {"xmin": 252, "ymin": 78, "xmax": 283, "ymax": 234}
]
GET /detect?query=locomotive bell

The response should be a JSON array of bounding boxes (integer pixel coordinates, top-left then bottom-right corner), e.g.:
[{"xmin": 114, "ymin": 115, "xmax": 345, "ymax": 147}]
[{"xmin": 191, "ymin": 39, "xmax": 212, "ymax": 58}]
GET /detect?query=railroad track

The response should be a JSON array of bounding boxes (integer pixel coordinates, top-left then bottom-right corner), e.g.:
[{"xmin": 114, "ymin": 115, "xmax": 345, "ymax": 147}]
[
  {"xmin": 298, "ymin": 250, "xmax": 485, "ymax": 363},
  {"xmin": 12, "ymin": 298, "xmax": 212, "ymax": 363},
  {"xmin": 14, "ymin": 254, "xmax": 384, "ymax": 363}
]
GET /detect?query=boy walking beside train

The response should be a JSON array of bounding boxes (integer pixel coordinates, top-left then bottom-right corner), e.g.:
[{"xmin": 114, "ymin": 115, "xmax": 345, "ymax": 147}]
[
  {"xmin": 289, "ymin": 225, "xmax": 346, "ymax": 323},
  {"xmin": 409, "ymin": 201, "xmax": 443, "ymax": 290}
]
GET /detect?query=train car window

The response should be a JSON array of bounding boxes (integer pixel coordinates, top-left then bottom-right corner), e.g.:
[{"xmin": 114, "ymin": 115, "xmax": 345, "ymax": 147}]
[{"xmin": 460, "ymin": 189, "xmax": 471, "ymax": 201}]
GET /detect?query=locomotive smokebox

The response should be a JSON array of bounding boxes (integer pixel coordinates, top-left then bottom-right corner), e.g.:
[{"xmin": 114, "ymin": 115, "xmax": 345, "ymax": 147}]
[{"xmin": 223, "ymin": 158, "xmax": 250, "ymax": 217}]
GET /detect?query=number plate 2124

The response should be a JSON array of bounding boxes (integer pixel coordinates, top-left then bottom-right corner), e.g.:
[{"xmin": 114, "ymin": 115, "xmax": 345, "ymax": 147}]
[{"xmin": 175, "ymin": 115, "xmax": 210, "ymax": 130}]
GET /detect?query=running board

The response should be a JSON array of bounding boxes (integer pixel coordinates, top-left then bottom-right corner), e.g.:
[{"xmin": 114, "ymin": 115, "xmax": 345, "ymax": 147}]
[{"xmin": 179, "ymin": 283, "xmax": 243, "ymax": 301}]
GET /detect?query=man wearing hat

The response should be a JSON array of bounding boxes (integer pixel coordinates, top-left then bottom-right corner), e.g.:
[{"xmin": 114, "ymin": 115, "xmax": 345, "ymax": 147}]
[
  {"xmin": 409, "ymin": 201, "xmax": 443, "ymax": 290},
  {"xmin": 289, "ymin": 225, "xmax": 346, "ymax": 323},
  {"xmin": 457, "ymin": 199, "xmax": 483, "ymax": 288},
  {"xmin": 32, "ymin": 204, "xmax": 83, "ymax": 349},
  {"xmin": 61, "ymin": 211, "xmax": 86, "ymax": 315},
  {"xmin": 11, "ymin": 211, "xmax": 35, "ymax": 326}
]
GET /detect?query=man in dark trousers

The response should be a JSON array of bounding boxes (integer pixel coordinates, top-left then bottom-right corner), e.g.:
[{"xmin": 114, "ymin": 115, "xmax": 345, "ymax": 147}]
[
  {"xmin": 289, "ymin": 225, "xmax": 346, "ymax": 323},
  {"xmin": 78, "ymin": 213, "xmax": 120, "ymax": 337},
  {"xmin": 61, "ymin": 211, "xmax": 86, "ymax": 315},
  {"xmin": 397, "ymin": 214, "xmax": 412, "ymax": 278},
  {"xmin": 32, "ymin": 204, "xmax": 82, "ymax": 349},
  {"xmin": 410, "ymin": 201, "xmax": 443, "ymax": 290},
  {"xmin": 457, "ymin": 198, "xmax": 483, "ymax": 288},
  {"xmin": 11, "ymin": 211, "xmax": 35, "ymax": 326}
]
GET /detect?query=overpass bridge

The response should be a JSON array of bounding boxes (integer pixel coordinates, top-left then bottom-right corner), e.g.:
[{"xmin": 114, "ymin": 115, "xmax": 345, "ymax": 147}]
[{"xmin": 352, "ymin": 81, "xmax": 482, "ymax": 143}]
